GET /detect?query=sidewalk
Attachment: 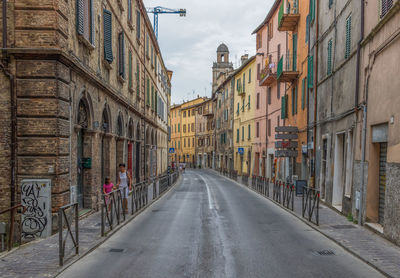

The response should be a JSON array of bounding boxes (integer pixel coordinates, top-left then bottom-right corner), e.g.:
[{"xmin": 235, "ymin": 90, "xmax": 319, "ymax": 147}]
[
  {"xmin": 217, "ymin": 171, "xmax": 400, "ymax": 278},
  {"xmin": 0, "ymin": 175, "xmax": 181, "ymax": 278}
]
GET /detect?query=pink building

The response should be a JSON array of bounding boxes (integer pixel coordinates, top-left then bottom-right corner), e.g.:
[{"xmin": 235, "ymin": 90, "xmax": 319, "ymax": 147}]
[{"xmin": 253, "ymin": 0, "xmax": 286, "ymax": 180}]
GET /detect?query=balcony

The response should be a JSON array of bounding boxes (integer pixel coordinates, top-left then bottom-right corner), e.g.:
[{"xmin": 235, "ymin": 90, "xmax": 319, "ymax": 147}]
[
  {"xmin": 259, "ymin": 59, "xmax": 277, "ymax": 86},
  {"xmin": 237, "ymin": 83, "xmax": 245, "ymax": 96},
  {"xmin": 278, "ymin": 0, "xmax": 300, "ymax": 32},
  {"xmin": 277, "ymin": 54, "xmax": 299, "ymax": 82},
  {"xmin": 203, "ymin": 108, "xmax": 214, "ymax": 117}
]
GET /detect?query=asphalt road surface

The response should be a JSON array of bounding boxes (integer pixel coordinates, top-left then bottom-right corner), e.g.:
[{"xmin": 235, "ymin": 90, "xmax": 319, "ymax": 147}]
[{"xmin": 59, "ymin": 170, "xmax": 384, "ymax": 278}]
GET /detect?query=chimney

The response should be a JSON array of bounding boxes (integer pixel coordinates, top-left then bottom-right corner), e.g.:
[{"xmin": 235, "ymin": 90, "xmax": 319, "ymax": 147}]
[{"xmin": 241, "ymin": 54, "xmax": 249, "ymax": 66}]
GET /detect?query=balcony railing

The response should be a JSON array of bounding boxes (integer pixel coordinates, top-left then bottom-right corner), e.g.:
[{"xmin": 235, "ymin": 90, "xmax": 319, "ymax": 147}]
[
  {"xmin": 277, "ymin": 54, "xmax": 299, "ymax": 82},
  {"xmin": 278, "ymin": 0, "xmax": 300, "ymax": 31},
  {"xmin": 259, "ymin": 58, "xmax": 278, "ymax": 86}
]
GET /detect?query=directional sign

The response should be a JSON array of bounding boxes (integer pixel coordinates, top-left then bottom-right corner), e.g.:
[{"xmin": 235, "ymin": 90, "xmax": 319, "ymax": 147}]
[
  {"xmin": 169, "ymin": 148, "xmax": 175, "ymax": 154},
  {"xmin": 275, "ymin": 150, "xmax": 298, "ymax": 157},
  {"xmin": 275, "ymin": 133, "xmax": 298, "ymax": 140},
  {"xmin": 238, "ymin": 147, "xmax": 244, "ymax": 155},
  {"xmin": 275, "ymin": 141, "xmax": 298, "ymax": 149},
  {"xmin": 275, "ymin": 126, "xmax": 299, "ymax": 133}
]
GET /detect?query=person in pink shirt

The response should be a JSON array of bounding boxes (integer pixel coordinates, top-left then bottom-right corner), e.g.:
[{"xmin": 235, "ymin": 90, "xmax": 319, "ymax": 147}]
[{"xmin": 103, "ymin": 177, "xmax": 114, "ymax": 210}]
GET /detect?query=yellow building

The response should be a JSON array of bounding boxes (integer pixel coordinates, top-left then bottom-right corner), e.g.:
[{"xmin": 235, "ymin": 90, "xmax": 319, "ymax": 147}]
[
  {"xmin": 169, "ymin": 97, "xmax": 206, "ymax": 167},
  {"xmin": 233, "ymin": 56, "xmax": 256, "ymax": 176}
]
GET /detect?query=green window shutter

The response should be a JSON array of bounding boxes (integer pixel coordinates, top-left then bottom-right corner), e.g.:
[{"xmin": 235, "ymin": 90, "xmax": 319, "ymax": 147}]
[
  {"xmin": 249, "ymin": 69, "xmax": 251, "ymax": 83},
  {"xmin": 119, "ymin": 33, "xmax": 125, "ymax": 78},
  {"xmin": 242, "ymin": 126, "xmax": 244, "ymax": 141},
  {"xmin": 301, "ymin": 78, "xmax": 305, "ymax": 110},
  {"xmin": 155, "ymin": 91, "xmax": 158, "ymax": 112},
  {"xmin": 76, "ymin": 0, "xmax": 84, "ymax": 35},
  {"xmin": 292, "ymin": 88, "xmax": 295, "ymax": 116},
  {"xmin": 345, "ymin": 15, "xmax": 352, "ymax": 59},
  {"xmin": 151, "ymin": 85, "xmax": 154, "ymax": 109},
  {"xmin": 248, "ymin": 95, "xmax": 251, "ymax": 109},
  {"xmin": 237, "ymin": 103, "xmax": 239, "ymax": 114},
  {"xmin": 90, "ymin": 0, "xmax": 95, "ymax": 44},
  {"xmin": 292, "ymin": 33, "xmax": 298, "ymax": 71},
  {"xmin": 295, "ymin": 85, "xmax": 298, "ymax": 114},
  {"xmin": 308, "ymin": 55, "xmax": 314, "ymax": 88},
  {"xmin": 128, "ymin": 51, "xmax": 132, "ymax": 88},
  {"xmin": 306, "ymin": 15, "xmax": 310, "ymax": 43},
  {"xmin": 128, "ymin": 0, "xmax": 132, "ymax": 22},
  {"xmin": 310, "ymin": 0, "xmax": 315, "ymax": 22},
  {"xmin": 146, "ymin": 78, "xmax": 150, "ymax": 105},
  {"xmin": 136, "ymin": 11, "xmax": 141, "ymax": 39},
  {"xmin": 103, "ymin": 10, "xmax": 113, "ymax": 63},
  {"xmin": 243, "ymin": 73, "xmax": 246, "ymax": 92},
  {"xmin": 237, "ymin": 129, "xmax": 239, "ymax": 142},
  {"xmin": 248, "ymin": 124, "xmax": 251, "ymax": 140},
  {"xmin": 136, "ymin": 62, "xmax": 140, "ymax": 95},
  {"xmin": 327, "ymin": 39, "xmax": 333, "ymax": 74}
]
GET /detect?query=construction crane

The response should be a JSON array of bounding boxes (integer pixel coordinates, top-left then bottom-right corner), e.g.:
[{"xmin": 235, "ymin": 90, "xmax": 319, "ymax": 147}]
[{"xmin": 146, "ymin": 6, "xmax": 187, "ymax": 39}]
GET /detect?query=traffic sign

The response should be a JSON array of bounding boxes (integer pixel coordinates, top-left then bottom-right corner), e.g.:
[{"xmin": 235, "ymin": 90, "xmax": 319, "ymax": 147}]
[
  {"xmin": 275, "ymin": 133, "xmax": 298, "ymax": 140},
  {"xmin": 169, "ymin": 148, "xmax": 175, "ymax": 153},
  {"xmin": 275, "ymin": 141, "xmax": 298, "ymax": 149},
  {"xmin": 238, "ymin": 147, "xmax": 244, "ymax": 155},
  {"xmin": 275, "ymin": 150, "xmax": 298, "ymax": 157},
  {"xmin": 275, "ymin": 126, "xmax": 299, "ymax": 133}
]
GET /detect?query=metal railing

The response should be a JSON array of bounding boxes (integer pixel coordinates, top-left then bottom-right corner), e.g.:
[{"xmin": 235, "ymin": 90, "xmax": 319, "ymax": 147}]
[
  {"xmin": 282, "ymin": 182, "xmax": 295, "ymax": 211},
  {"xmin": 58, "ymin": 203, "xmax": 78, "ymax": 266},
  {"xmin": 278, "ymin": 0, "xmax": 299, "ymax": 26},
  {"xmin": 159, "ymin": 175, "xmax": 169, "ymax": 195},
  {"xmin": 302, "ymin": 187, "xmax": 320, "ymax": 225},
  {"xmin": 242, "ymin": 174, "xmax": 249, "ymax": 186},
  {"xmin": 0, "ymin": 204, "xmax": 23, "ymax": 252},
  {"xmin": 273, "ymin": 181, "xmax": 282, "ymax": 203},
  {"xmin": 101, "ymin": 189, "xmax": 126, "ymax": 237},
  {"xmin": 277, "ymin": 54, "xmax": 298, "ymax": 78}
]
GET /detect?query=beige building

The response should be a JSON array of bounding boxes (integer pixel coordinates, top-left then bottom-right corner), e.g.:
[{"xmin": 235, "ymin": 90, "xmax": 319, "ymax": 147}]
[{"xmin": 195, "ymin": 99, "xmax": 214, "ymax": 168}]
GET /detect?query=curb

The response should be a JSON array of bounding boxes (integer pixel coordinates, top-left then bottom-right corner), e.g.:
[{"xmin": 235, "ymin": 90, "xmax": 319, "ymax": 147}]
[
  {"xmin": 55, "ymin": 175, "xmax": 183, "ymax": 277},
  {"xmin": 211, "ymin": 170, "xmax": 392, "ymax": 278}
]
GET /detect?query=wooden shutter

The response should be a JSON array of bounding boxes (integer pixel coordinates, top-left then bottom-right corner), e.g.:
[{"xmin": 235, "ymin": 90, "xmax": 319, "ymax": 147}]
[
  {"xmin": 345, "ymin": 16, "xmax": 351, "ymax": 59},
  {"xmin": 248, "ymin": 95, "xmax": 251, "ymax": 109},
  {"xmin": 119, "ymin": 33, "xmax": 125, "ymax": 78},
  {"xmin": 292, "ymin": 33, "xmax": 298, "ymax": 71},
  {"xmin": 76, "ymin": 0, "xmax": 84, "ymax": 35},
  {"xmin": 306, "ymin": 15, "xmax": 310, "ymax": 43},
  {"xmin": 136, "ymin": 62, "xmax": 140, "ymax": 95},
  {"xmin": 295, "ymin": 85, "xmax": 298, "ymax": 114},
  {"xmin": 301, "ymin": 78, "xmax": 305, "ymax": 110},
  {"xmin": 136, "ymin": 11, "xmax": 141, "ymax": 39},
  {"xmin": 308, "ymin": 56, "xmax": 314, "ymax": 88},
  {"xmin": 327, "ymin": 39, "xmax": 333, "ymax": 74},
  {"xmin": 128, "ymin": 50, "xmax": 132, "ymax": 89},
  {"xmin": 281, "ymin": 96, "xmax": 286, "ymax": 119},
  {"xmin": 103, "ymin": 10, "xmax": 113, "ymax": 63},
  {"xmin": 90, "ymin": 0, "xmax": 95, "ymax": 44},
  {"xmin": 128, "ymin": 0, "xmax": 132, "ymax": 22},
  {"xmin": 381, "ymin": 0, "xmax": 393, "ymax": 18}
]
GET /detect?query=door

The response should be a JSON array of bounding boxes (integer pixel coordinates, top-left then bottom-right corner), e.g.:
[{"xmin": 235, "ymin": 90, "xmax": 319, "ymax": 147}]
[
  {"xmin": 77, "ymin": 130, "xmax": 84, "ymax": 208},
  {"xmin": 136, "ymin": 142, "xmax": 140, "ymax": 182},
  {"xmin": 128, "ymin": 142, "xmax": 133, "ymax": 177},
  {"xmin": 378, "ymin": 143, "xmax": 387, "ymax": 225},
  {"xmin": 332, "ymin": 134, "xmax": 345, "ymax": 210},
  {"xmin": 321, "ymin": 138, "xmax": 328, "ymax": 200}
]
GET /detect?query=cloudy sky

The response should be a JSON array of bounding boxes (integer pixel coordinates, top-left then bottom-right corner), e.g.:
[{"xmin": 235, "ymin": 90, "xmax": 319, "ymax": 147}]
[{"xmin": 144, "ymin": 0, "xmax": 274, "ymax": 104}]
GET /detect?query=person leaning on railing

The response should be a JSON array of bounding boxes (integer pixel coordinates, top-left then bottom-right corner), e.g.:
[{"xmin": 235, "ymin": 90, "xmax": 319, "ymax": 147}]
[
  {"xmin": 116, "ymin": 163, "xmax": 132, "ymax": 214},
  {"xmin": 103, "ymin": 177, "xmax": 115, "ymax": 211}
]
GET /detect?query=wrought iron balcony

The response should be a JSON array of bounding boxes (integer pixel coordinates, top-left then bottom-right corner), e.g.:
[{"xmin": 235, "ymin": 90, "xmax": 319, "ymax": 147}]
[
  {"xmin": 259, "ymin": 59, "xmax": 278, "ymax": 86},
  {"xmin": 278, "ymin": 0, "xmax": 300, "ymax": 32},
  {"xmin": 277, "ymin": 54, "xmax": 299, "ymax": 82}
]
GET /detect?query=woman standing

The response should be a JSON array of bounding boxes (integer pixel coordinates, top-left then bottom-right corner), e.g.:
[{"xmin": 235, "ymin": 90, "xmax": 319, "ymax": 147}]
[{"xmin": 116, "ymin": 163, "xmax": 132, "ymax": 214}]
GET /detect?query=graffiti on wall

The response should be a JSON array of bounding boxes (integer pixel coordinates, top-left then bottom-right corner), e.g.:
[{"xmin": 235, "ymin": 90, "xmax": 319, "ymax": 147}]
[{"xmin": 21, "ymin": 180, "xmax": 51, "ymax": 240}]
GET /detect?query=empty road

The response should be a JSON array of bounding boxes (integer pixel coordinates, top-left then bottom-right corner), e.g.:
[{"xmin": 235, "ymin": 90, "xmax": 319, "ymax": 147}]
[{"xmin": 59, "ymin": 170, "xmax": 383, "ymax": 278}]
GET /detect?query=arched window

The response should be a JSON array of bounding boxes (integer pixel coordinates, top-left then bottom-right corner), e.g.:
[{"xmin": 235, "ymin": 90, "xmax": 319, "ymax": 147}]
[
  {"xmin": 102, "ymin": 108, "xmax": 110, "ymax": 132},
  {"xmin": 78, "ymin": 100, "xmax": 89, "ymax": 129},
  {"xmin": 117, "ymin": 115, "xmax": 123, "ymax": 137}
]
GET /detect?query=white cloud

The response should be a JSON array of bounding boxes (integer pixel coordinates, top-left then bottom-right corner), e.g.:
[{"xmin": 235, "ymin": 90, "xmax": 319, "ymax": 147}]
[{"xmin": 144, "ymin": 0, "xmax": 274, "ymax": 103}]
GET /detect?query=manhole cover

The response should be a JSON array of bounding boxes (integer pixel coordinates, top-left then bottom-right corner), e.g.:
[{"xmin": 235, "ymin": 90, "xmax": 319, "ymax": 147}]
[
  {"xmin": 331, "ymin": 225, "xmax": 356, "ymax": 229},
  {"xmin": 109, "ymin": 248, "xmax": 124, "ymax": 253},
  {"xmin": 314, "ymin": 250, "xmax": 335, "ymax": 256}
]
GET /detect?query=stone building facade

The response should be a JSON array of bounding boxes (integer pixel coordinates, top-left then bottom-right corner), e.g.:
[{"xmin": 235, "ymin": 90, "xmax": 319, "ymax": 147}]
[
  {"xmin": 195, "ymin": 99, "xmax": 214, "ymax": 168},
  {"xmin": 0, "ymin": 0, "xmax": 171, "ymax": 235},
  {"xmin": 355, "ymin": 0, "xmax": 400, "ymax": 244}
]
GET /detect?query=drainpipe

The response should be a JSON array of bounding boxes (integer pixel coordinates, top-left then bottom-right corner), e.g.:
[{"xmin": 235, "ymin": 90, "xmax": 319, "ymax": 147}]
[
  {"xmin": 359, "ymin": 75, "xmax": 369, "ymax": 226},
  {"xmin": 2, "ymin": 2, "xmax": 16, "ymax": 208},
  {"xmin": 355, "ymin": 0, "xmax": 365, "ymax": 109},
  {"xmin": 312, "ymin": 0, "xmax": 319, "ymax": 187}
]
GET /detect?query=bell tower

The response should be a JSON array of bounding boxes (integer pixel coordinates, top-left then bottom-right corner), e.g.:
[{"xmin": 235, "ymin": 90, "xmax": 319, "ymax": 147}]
[{"xmin": 212, "ymin": 43, "xmax": 234, "ymax": 95}]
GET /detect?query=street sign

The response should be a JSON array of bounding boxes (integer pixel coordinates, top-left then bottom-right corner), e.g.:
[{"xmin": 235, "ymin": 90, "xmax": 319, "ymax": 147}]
[
  {"xmin": 169, "ymin": 148, "xmax": 175, "ymax": 153},
  {"xmin": 275, "ymin": 126, "xmax": 299, "ymax": 133},
  {"xmin": 275, "ymin": 133, "xmax": 298, "ymax": 140},
  {"xmin": 275, "ymin": 141, "xmax": 298, "ymax": 149},
  {"xmin": 238, "ymin": 147, "xmax": 244, "ymax": 155},
  {"xmin": 275, "ymin": 150, "xmax": 298, "ymax": 157}
]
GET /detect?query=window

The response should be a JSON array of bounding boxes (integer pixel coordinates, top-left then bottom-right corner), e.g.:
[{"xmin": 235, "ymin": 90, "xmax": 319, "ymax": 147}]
[
  {"xmin": 268, "ymin": 119, "xmax": 271, "ymax": 136},
  {"xmin": 256, "ymin": 122, "xmax": 260, "ymax": 137},
  {"xmin": 277, "ymin": 82, "xmax": 281, "ymax": 99},
  {"xmin": 136, "ymin": 62, "xmax": 140, "ymax": 95},
  {"xmin": 243, "ymin": 73, "xmax": 246, "ymax": 92},
  {"xmin": 257, "ymin": 64, "xmax": 261, "ymax": 80},
  {"xmin": 188, "ymin": 138, "xmax": 190, "ymax": 147},
  {"xmin": 118, "ymin": 32, "xmax": 125, "ymax": 79},
  {"xmin": 345, "ymin": 15, "xmax": 352, "ymax": 59},
  {"xmin": 278, "ymin": 116, "xmax": 280, "ymax": 127},
  {"xmin": 248, "ymin": 69, "xmax": 252, "ymax": 83},
  {"xmin": 103, "ymin": 10, "xmax": 113, "ymax": 63},
  {"xmin": 151, "ymin": 85, "xmax": 154, "ymax": 109},
  {"xmin": 292, "ymin": 86, "xmax": 298, "ymax": 115},
  {"xmin": 310, "ymin": 0, "xmax": 315, "ymax": 22},
  {"xmin": 257, "ymin": 33, "xmax": 262, "ymax": 49},
  {"xmin": 191, "ymin": 123, "xmax": 194, "ymax": 132},
  {"xmin": 183, "ymin": 111, "xmax": 186, "ymax": 117},
  {"xmin": 256, "ymin": 93, "xmax": 260, "ymax": 109},
  {"xmin": 188, "ymin": 110, "xmax": 190, "ymax": 117},
  {"xmin": 136, "ymin": 10, "xmax": 141, "ymax": 40},
  {"xmin": 146, "ymin": 34, "xmax": 149, "ymax": 58},
  {"xmin": 178, "ymin": 141, "xmax": 180, "ymax": 149},
  {"xmin": 242, "ymin": 99, "xmax": 245, "ymax": 112},
  {"xmin": 237, "ymin": 103, "xmax": 240, "ymax": 115},
  {"xmin": 268, "ymin": 21, "xmax": 273, "ymax": 39},
  {"xmin": 381, "ymin": 0, "xmax": 394, "ymax": 18},
  {"xmin": 219, "ymin": 99, "xmax": 221, "ymax": 108},
  {"xmin": 184, "ymin": 138, "xmax": 186, "ymax": 147},
  {"xmin": 151, "ymin": 45, "xmax": 154, "ymax": 66},
  {"xmin": 268, "ymin": 87, "xmax": 272, "ymax": 104},
  {"xmin": 178, "ymin": 123, "xmax": 180, "ymax": 132},
  {"xmin": 237, "ymin": 129, "xmax": 239, "ymax": 143},
  {"xmin": 301, "ymin": 78, "xmax": 306, "ymax": 110},
  {"xmin": 146, "ymin": 77, "xmax": 150, "ymax": 105},
  {"xmin": 329, "ymin": 0, "xmax": 333, "ymax": 9},
  {"xmin": 248, "ymin": 124, "xmax": 251, "ymax": 140},
  {"xmin": 306, "ymin": 15, "xmax": 310, "ymax": 44},
  {"xmin": 77, "ymin": 0, "xmax": 95, "ymax": 45},
  {"xmin": 183, "ymin": 124, "xmax": 186, "ymax": 133},
  {"xmin": 327, "ymin": 39, "xmax": 333, "ymax": 75},
  {"xmin": 248, "ymin": 95, "xmax": 251, "ymax": 110},
  {"xmin": 242, "ymin": 126, "xmax": 244, "ymax": 141},
  {"xmin": 128, "ymin": 50, "xmax": 133, "ymax": 90},
  {"xmin": 308, "ymin": 56, "xmax": 314, "ymax": 88},
  {"xmin": 281, "ymin": 95, "xmax": 288, "ymax": 119},
  {"xmin": 127, "ymin": 0, "xmax": 133, "ymax": 24}
]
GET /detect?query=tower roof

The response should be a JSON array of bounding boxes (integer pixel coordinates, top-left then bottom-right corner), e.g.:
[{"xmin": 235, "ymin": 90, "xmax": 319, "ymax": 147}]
[{"xmin": 217, "ymin": 43, "xmax": 229, "ymax": 53}]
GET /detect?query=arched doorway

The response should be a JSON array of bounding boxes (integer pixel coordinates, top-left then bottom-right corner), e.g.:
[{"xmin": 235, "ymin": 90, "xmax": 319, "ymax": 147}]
[
  {"xmin": 116, "ymin": 113, "xmax": 124, "ymax": 179},
  {"xmin": 77, "ymin": 100, "xmax": 89, "ymax": 208},
  {"xmin": 135, "ymin": 123, "xmax": 141, "ymax": 182},
  {"xmin": 127, "ymin": 120, "xmax": 134, "ymax": 179},
  {"xmin": 101, "ymin": 107, "xmax": 111, "ymax": 186}
]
